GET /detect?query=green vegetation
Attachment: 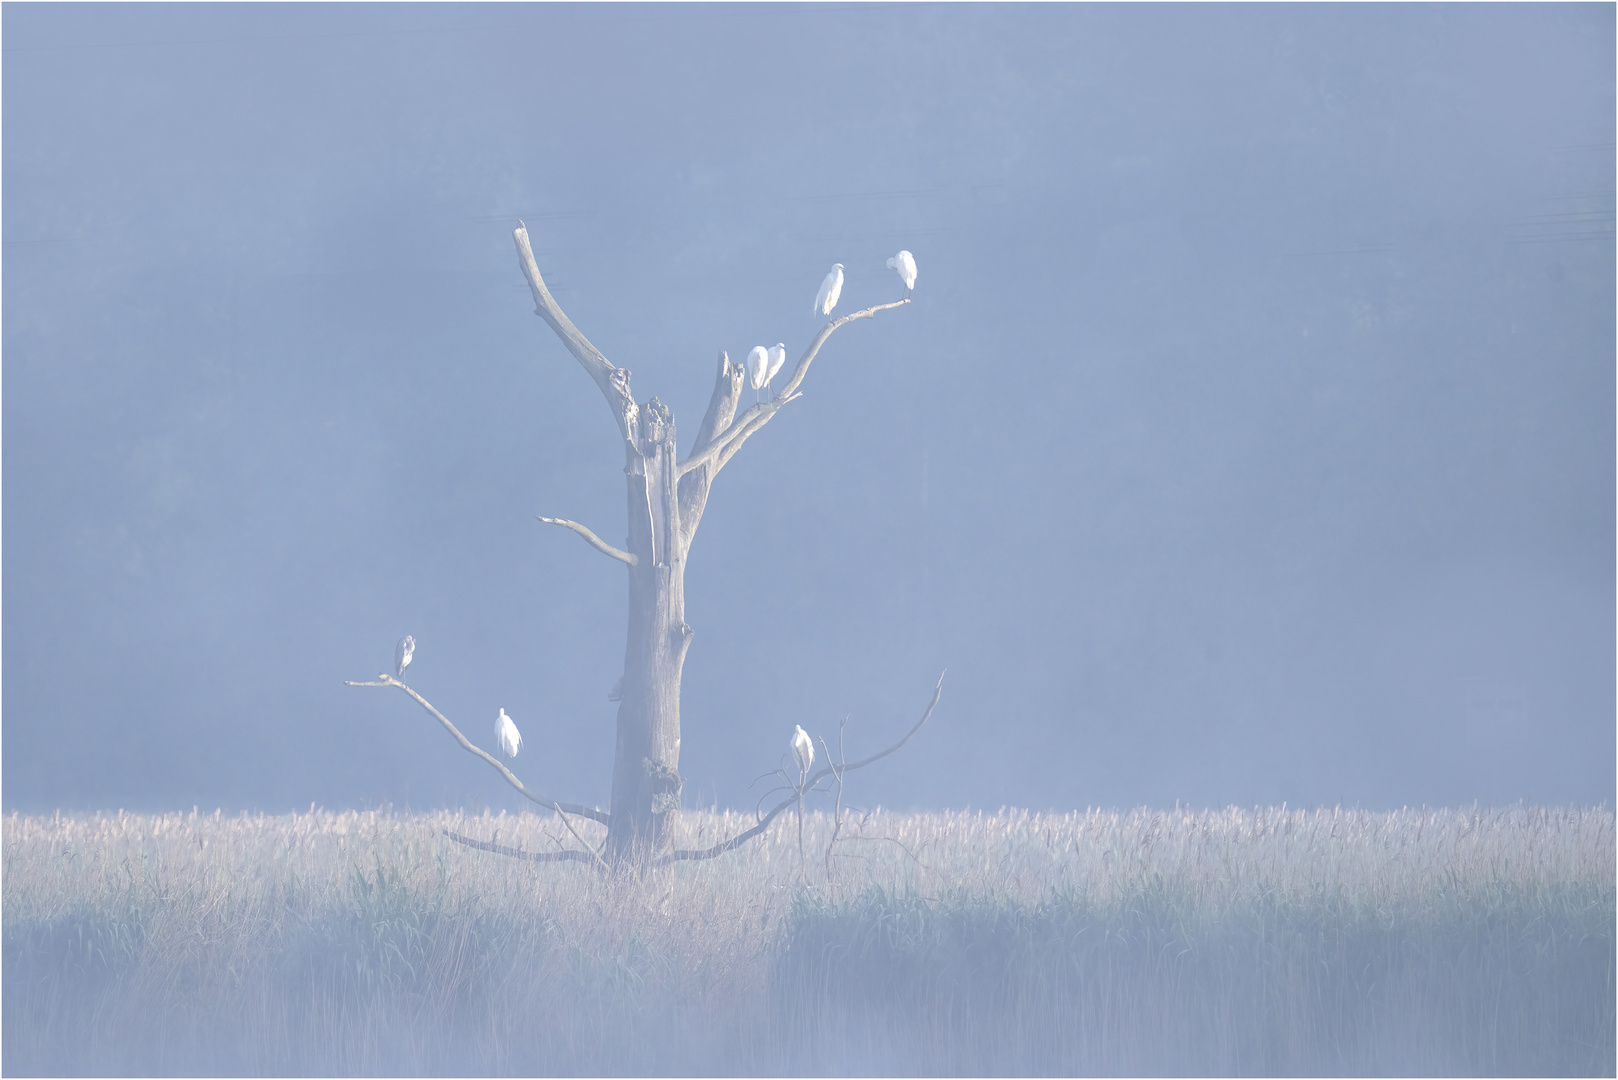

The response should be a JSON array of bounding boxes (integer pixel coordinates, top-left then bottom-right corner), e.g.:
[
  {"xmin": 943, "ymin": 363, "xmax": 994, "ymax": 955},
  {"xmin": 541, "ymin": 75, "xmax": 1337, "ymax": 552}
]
[{"xmin": 4, "ymin": 806, "xmax": 1612, "ymax": 1075}]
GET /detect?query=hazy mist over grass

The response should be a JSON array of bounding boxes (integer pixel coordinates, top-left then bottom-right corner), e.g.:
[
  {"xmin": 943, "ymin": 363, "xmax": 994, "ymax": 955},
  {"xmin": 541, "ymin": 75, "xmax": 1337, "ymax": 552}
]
[{"xmin": 5, "ymin": 806, "xmax": 1612, "ymax": 1075}]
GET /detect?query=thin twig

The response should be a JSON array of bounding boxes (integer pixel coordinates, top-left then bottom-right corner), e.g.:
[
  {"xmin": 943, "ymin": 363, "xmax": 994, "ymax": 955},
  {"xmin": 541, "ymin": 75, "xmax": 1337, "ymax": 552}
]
[
  {"xmin": 821, "ymin": 713, "xmax": 849, "ymax": 880},
  {"xmin": 347, "ymin": 674, "xmax": 611, "ymax": 870},
  {"xmin": 536, "ymin": 516, "xmax": 637, "ymax": 566},
  {"xmin": 660, "ymin": 671, "xmax": 944, "ymax": 865},
  {"xmin": 830, "ymin": 669, "xmax": 945, "ymax": 774},
  {"xmin": 795, "ymin": 774, "xmax": 807, "ymax": 878}
]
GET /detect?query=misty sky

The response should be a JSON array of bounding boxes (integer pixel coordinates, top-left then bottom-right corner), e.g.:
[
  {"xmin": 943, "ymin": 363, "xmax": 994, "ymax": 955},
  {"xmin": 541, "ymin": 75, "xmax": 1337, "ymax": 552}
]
[{"xmin": 4, "ymin": 4, "xmax": 1613, "ymax": 817}]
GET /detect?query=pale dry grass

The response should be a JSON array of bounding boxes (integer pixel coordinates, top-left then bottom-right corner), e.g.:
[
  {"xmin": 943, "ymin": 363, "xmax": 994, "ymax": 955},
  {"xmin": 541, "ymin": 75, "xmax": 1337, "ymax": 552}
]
[{"xmin": 4, "ymin": 804, "xmax": 1613, "ymax": 1075}]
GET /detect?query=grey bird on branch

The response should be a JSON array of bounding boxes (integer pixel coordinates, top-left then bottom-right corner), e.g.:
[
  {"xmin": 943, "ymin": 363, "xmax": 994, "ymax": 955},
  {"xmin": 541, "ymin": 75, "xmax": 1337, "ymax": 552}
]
[
  {"xmin": 496, "ymin": 708, "xmax": 523, "ymax": 758},
  {"xmin": 813, "ymin": 264, "xmax": 845, "ymax": 319},
  {"xmin": 394, "ymin": 635, "xmax": 415, "ymax": 680}
]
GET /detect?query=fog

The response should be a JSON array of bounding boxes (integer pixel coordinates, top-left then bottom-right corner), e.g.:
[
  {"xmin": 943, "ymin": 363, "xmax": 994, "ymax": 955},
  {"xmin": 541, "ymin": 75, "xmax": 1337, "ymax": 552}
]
[{"xmin": 5, "ymin": 4, "xmax": 1613, "ymax": 817}]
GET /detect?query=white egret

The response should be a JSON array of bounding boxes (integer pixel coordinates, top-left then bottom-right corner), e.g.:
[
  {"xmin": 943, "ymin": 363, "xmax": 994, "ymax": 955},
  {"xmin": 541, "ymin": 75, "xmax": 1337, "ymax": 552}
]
[
  {"xmin": 886, "ymin": 250, "xmax": 917, "ymax": 294},
  {"xmin": 792, "ymin": 724, "xmax": 814, "ymax": 781},
  {"xmin": 813, "ymin": 264, "xmax": 845, "ymax": 319},
  {"xmin": 394, "ymin": 635, "xmax": 415, "ymax": 680},
  {"xmin": 765, "ymin": 343, "xmax": 787, "ymax": 393},
  {"xmin": 496, "ymin": 708, "xmax": 523, "ymax": 758},
  {"xmin": 746, "ymin": 345, "xmax": 769, "ymax": 403}
]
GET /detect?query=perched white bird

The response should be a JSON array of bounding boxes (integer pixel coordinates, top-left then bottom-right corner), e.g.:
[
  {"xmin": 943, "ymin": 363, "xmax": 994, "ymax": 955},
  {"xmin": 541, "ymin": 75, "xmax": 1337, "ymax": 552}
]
[
  {"xmin": 765, "ymin": 343, "xmax": 787, "ymax": 392},
  {"xmin": 792, "ymin": 724, "xmax": 814, "ymax": 780},
  {"xmin": 496, "ymin": 708, "xmax": 523, "ymax": 758},
  {"xmin": 746, "ymin": 345, "xmax": 769, "ymax": 403},
  {"xmin": 813, "ymin": 264, "xmax": 845, "ymax": 318},
  {"xmin": 394, "ymin": 635, "xmax": 415, "ymax": 680},
  {"xmin": 886, "ymin": 250, "xmax": 917, "ymax": 293}
]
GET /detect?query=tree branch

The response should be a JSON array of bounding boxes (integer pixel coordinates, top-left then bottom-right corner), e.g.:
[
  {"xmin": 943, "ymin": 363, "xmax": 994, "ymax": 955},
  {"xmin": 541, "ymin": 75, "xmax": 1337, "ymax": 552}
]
[
  {"xmin": 713, "ymin": 397, "xmax": 798, "ymax": 475},
  {"xmin": 777, "ymin": 298, "xmax": 910, "ymax": 403},
  {"xmin": 536, "ymin": 516, "xmax": 637, "ymax": 566},
  {"xmin": 659, "ymin": 670, "xmax": 944, "ymax": 864},
  {"xmin": 675, "ymin": 397, "xmax": 787, "ymax": 479},
  {"xmin": 675, "ymin": 298, "xmax": 909, "ymax": 480},
  {"xmin": 692, "ymin": 350, "xmax": 745, "ymax": 454},
  {"xmin": 513, "ymin": 222, "xmax": 639, "ymax": 442},
  {"xmin": 826, "ymin": 668, "xmax": 945, "ymax": 775},
  {"xmin": 346, "ymin": 674, "xmax": 613, "ymax": 852},
  {"xmin": 443, "ymin": 829, "xmax": 599, "ymax": 865},
  {"xmin": 677, "ymin": 351, "xmax": 747, "ymax": 542}
]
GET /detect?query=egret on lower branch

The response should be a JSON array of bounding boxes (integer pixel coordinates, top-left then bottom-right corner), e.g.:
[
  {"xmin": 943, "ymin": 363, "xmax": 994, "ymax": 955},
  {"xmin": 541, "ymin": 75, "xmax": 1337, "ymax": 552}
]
[
  {"xmin": 792, "ymin": 724, "xmax": 814, "ymax": 783},
  {"xmin": 394, "ymin": 635, "xmax": 415, "ymax": 680},
  {"xmin": 813, "ymin": 264, "xmax": 844, "ymax": 319},
  {"xmin": 886, "ymin": 250, "xmax": 917, "ymax": 295},
  {"xmin": 496, "ymin": 708, "xmax": 523, "ymax": 758},
  {"xmin": 765, "ymin": 343, "xmax": 787, "ymax": 394},
  {"xmin": 746, "ymin": 345, "xmax": 769, "ymax": 404}
]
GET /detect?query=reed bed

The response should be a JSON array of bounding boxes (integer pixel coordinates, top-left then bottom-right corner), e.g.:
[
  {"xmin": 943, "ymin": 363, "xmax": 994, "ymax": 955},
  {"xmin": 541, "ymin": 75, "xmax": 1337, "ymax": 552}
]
[{"xmin": 4, "ymin": 805, "xmax": 1612, "ymax": 1075}]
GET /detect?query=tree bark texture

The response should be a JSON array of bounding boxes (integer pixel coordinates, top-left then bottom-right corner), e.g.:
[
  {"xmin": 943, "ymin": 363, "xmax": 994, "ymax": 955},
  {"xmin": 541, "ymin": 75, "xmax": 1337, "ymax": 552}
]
[
  {"xmin": 610, "ymin": 397, "xmax": 689, "ymax": 859},
  {"xmin": 514, "ymin": 223, "xmax": 906, "ymax": 860}
]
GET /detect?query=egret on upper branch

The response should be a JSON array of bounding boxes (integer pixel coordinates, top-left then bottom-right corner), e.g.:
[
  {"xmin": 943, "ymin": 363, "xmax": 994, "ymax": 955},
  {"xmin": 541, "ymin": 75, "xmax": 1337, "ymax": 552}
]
[
  {"xmin": 813, "ymin": 264, "xmax": 845, "ymax": 320},
  {"xmin": 746, "ymin": 345, "xmax": 769, "ymax": 404},
  {"xmin": 792, "ymin": 724, "xmax": 814, "ymax": 783},
  {"xmin": 394, "ymin": 635, "xmax": 415, "ymax": 680},
  {"xmin": 496, "ymin": 708, "xmax": 523, "ymax": 758},
  {"xmin": 886, "ymin": 250, "xmax": 917, "ymax": 295},
  {"xmin": 765, "ymin": 343, "xmax": 787, "ymax": 394}
]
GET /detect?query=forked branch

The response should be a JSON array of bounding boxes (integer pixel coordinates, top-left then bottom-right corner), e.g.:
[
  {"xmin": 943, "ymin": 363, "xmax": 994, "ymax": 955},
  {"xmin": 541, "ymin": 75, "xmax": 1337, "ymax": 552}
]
[
  {"xmin": 692, "ymin": 350, "xmax": 745, "ymax": 451},
  {"xmin": 660, "ymin": 670, "xmax": 945, "ymax": 864},
  {"xmin": 677, "ymin": 398, "xmax": 787, "ymax": 479},
  {"xmin": 677, "ymin": 351, "xmax": 748, "ymax": 539},
  {"xmin": 537, "ymin": 516, "xmax": 637, "ymax": 566},
  {"xmin": 346, "ymin": 674, "xmax": 612, "ymax": 869},
  {"xmin": 677, "ymin": 298, "xmax": 910, "ymax": 480}
]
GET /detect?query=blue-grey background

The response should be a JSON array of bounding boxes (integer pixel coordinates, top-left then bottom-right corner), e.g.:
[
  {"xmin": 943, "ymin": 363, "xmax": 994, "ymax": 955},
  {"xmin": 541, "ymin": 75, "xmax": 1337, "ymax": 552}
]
[{"xmin": 4, "ymin": 4, "xmax": 1612, "ymax": 816}]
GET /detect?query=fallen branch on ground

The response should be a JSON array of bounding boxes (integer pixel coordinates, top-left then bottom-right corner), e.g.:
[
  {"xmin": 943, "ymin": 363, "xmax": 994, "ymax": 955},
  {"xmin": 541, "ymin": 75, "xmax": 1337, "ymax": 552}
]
[{"xmin": 442, "ymin": 829, "xmax": 599, "ymax": 865}]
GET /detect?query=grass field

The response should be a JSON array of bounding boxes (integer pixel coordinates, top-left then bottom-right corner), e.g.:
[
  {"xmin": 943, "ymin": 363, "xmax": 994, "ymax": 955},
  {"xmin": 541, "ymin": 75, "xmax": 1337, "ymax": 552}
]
[{"xmin": 4, "ymin": 804, "xmax": 1612, "ymax": 1076}]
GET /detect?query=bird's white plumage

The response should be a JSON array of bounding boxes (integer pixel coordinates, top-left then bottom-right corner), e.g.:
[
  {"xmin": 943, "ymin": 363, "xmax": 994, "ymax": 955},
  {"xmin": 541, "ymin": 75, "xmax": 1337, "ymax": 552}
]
[
  {"xmin": 813, "ymin": 264, "xmax": 845, "ymax": 317},
  {"xmin": 496, "ymin": 708, "xmax": 522, "ymax": 758},
  {"xmin": 765, "ymin": 343, "xmax": 787, "ymax": 388},
  {"xmin": 792, "ymin": 724, "xmax": 814, "ymax": 777},
  {"xmin": 746, "ymin": 345, "xmax": 769, "ymax": 391},
  {"xmin": 886, "ymin": 250, "xmax": 917, "ymax": 291},
  {"xmin": 395, "ymin": 635, "xmax": 415, "ymax": 679}
]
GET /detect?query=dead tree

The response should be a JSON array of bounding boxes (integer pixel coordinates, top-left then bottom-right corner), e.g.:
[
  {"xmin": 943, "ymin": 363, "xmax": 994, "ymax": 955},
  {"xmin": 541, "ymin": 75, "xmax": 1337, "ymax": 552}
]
[
  {"xmin": 353, "ymin": 222, "xmax": 921, "ymax": 863},
  {"xmin": 513, "ymin": 225, "xmax": 919, "ymax": 862}
]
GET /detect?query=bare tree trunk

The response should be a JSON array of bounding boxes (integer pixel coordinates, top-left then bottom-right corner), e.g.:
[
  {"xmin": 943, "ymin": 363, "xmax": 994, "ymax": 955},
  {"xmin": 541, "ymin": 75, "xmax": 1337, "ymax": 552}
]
[
  {"xmin": 608, "ymin": 399, "xmax": 690, "ymax": 859},
  {"xmin": 606, "ymin": 352, "xmax": 743, "ymax": 858}
]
